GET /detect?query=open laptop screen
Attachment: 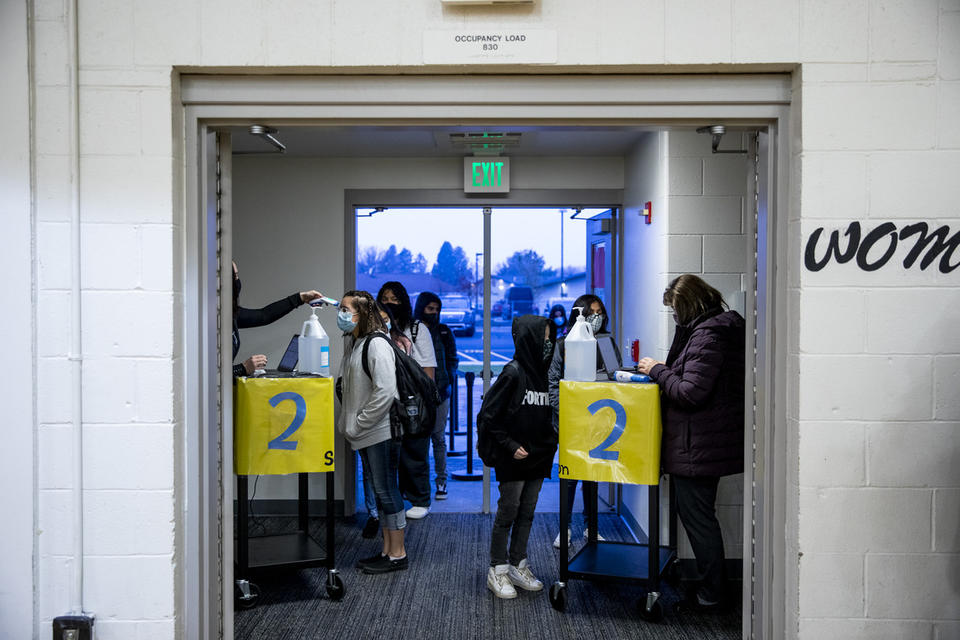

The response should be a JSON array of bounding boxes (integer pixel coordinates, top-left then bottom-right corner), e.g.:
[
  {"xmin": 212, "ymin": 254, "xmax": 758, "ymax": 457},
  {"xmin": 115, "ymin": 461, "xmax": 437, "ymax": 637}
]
[
  {"xmin": 596, "ymin": 335, "xmax": 621, "ymax": 378},
  {"xmin": 276, "ymin": 335, "xmax": 299, "ymax": 372}
]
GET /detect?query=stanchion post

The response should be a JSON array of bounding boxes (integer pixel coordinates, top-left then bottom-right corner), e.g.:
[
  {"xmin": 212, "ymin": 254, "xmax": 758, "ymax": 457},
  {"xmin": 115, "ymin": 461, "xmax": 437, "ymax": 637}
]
[
  {"xmin": 451, "ymin": 370, "xmax": 482, "ymax": 480},
  {"xmin": 447, "ymin": 369, "xmax": 466, "ymax": 457}
]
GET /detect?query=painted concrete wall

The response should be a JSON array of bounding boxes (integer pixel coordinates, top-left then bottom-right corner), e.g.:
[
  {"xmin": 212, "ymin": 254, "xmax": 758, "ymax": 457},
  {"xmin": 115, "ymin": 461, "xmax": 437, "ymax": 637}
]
[
  {"xmin": 8, "ymin": 0, "xmax": 958, "ymax": 638},
  {"xmin": 1, "ymin": 1, "xmax": 37, "ymax": 638},
  {"xmin": 232, "ymin": 154, "xmax": 623, "ymax": 502}
]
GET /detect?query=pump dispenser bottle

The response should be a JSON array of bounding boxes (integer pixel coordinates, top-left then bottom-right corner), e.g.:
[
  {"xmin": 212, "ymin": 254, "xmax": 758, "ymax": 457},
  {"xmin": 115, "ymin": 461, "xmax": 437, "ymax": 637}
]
[
  {"xmin": 563, "ymin": 307, "xmax": 597, "ymax": 382},
  {"xmin": 298, "ymin": 307, "xmax": 330, "ymax": 376}
]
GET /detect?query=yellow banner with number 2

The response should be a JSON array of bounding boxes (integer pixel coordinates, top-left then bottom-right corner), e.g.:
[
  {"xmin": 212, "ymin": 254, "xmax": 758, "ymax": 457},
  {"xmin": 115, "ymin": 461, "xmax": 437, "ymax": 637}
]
[
  {"xmin": 558, "ymin": 380, "xmax": 662, "ymax": 486},
  {"xmin": 234, "ymin": 377, "xmax": 335, "ymax": 476}
]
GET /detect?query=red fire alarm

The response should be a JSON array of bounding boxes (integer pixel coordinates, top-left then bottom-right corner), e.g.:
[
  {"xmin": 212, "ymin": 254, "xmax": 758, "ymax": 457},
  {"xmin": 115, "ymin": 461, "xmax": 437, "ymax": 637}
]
[{"xmin": 643, "ymin": 201, "xmax": 652, "ymax": 225}]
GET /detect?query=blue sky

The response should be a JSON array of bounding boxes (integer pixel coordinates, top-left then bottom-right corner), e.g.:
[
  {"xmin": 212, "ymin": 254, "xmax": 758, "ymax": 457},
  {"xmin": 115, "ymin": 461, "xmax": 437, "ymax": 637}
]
[{"xmin": 356, "ymin": 207, "xmax": 597, "ymax": 272}]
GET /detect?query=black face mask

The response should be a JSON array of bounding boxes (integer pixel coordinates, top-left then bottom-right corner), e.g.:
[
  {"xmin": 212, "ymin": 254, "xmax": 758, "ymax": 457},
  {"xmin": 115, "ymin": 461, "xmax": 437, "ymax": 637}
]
[
  {"xmin": 232, "ymin": 277, "xmax": 241, "ymax": 304},
  {"xmin": 421, "ymin": 312, "xmax": 439, "ymax": 326},
  {"xmin": 384, "ymin": 302, "xmax": 404, "ymax": 324}
]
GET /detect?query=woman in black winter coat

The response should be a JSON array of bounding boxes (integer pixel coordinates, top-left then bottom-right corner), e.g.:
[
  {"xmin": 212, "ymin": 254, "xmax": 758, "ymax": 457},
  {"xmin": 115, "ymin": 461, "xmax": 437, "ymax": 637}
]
[
  {"xmin": 478, "ymin": 315, "xmax": 557, "ymax": 599},
  {"xmin": 637, "ymin": 274, "xmax": 745, "ymax": 610}
]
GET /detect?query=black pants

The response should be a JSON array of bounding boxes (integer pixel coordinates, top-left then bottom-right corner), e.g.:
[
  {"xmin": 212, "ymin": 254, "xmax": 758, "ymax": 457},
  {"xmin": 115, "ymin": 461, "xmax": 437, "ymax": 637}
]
[
  {"xmin": 672, "ymin": 474, "xmax": 725, "ymax": 603},
  {"xmin": 398, "ymin": 435, "xmax": 431, "ymax": 508},
  {"xmin": 564, "ymin": 480, "xmax": 598, "ymax": 527},
  {"xmin": 490, "ymin": 478, "xmax": 544, "ymax": 567}
]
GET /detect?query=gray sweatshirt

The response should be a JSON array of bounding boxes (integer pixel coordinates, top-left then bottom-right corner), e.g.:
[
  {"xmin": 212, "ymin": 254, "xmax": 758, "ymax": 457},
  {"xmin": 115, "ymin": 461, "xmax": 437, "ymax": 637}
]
[{"xmin": 337, "ymin": 332, "xmax": 398, "ymax": 451}]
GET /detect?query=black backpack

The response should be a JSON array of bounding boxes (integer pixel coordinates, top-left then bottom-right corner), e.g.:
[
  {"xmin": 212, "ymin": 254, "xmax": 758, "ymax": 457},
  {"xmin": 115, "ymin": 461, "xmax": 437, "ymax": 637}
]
[
  {"xmin": 362, "ymin": 333, "xmax": 441, "ymax": 439},
  {"xmin": 476, "ymin": 361, "xmax": 527, "ymax": 467}
]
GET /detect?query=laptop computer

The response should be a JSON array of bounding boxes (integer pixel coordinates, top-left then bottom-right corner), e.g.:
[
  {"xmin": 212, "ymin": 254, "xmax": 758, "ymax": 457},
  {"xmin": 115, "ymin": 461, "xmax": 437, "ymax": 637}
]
[
  {"xmin": 596, "ymin": 334, "xmax": 636, "ymax": 380},
  {"xmin": 276, "ymin": 334, "xmax": 299, "ymax": 373}
]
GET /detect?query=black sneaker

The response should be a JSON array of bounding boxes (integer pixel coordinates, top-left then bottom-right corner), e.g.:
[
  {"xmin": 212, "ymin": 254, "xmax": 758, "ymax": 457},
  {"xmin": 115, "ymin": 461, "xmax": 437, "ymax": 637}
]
[
  {"xmin": 356, "ymin": 552, "xmax": 385, "ymax": 569},
  {"xmin": 435, "ymin": 482, "xmax": 448, "ymax": 500},
  {"xmin": 361, "ymin": 555, "xmax": 409, "ymax": 574},
  {"xmin": 361, "ymin": 517, "xmax": 380, "ymax": 539}
]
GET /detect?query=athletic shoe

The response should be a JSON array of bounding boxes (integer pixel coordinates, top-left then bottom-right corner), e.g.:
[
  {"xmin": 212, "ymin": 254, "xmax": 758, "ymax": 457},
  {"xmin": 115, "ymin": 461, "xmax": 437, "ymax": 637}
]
[
  {"xmin": 355, "ymin": 552, "xmax": 384, "ymax": 569},
  {"xmin": 361, "ymin": 555, "xmax": 408, "ymax": 574},
  {"xmin": 508, "ymin": 559, "xmax": 543, "ymax": 591},
  {"xmin": 435, "ymin": 482, "xmax": 448, "ymax": 500},
  {"xmin": 361, "ymin": 517, "xmax": 380, "ymax": 539},
  {"xmin": 406, "ymin": 505, "xmax": 430, "ymax": 519},
  {"xmin": 553, "ymin": 529, "xmax": 571, "ymax": 549},
  {"xmin": 487, "ymin": 564, "xmax": 517, "ymax": 599},
  {"xmin": 584, "ymin": 528, "xmax": 605, "ymax": 542}
]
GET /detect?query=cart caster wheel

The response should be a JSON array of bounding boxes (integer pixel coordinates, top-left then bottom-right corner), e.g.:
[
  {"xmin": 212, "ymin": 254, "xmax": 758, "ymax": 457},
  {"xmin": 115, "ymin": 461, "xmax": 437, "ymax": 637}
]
[
  {"xmin": 549, "ymin": 582, "xmax": 567, "ymax": 612},
  {"xmin": 638, "ymin": 597, "xmax": 663, "ymax": 623},
  {"xmin": 235, "ymin": 581, "xmax": 260, "ymax": 609},
  {"xmin": 326, "ymin": 573, "xmax": 345, "ymax": 601}
]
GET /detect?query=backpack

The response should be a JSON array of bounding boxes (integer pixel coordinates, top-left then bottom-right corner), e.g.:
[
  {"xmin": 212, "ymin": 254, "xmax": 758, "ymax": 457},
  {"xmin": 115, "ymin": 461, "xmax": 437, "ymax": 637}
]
[
  {"xmin": 362, "ymin": 333, "xmax": 441, "ymax": 439},
  {"xmin": 413, "ymin": 320, "xmax": 450, "ymax": 401},
  {"xmin": 476, "ymin": 361, "xmax": 527, "ymax": 467}
]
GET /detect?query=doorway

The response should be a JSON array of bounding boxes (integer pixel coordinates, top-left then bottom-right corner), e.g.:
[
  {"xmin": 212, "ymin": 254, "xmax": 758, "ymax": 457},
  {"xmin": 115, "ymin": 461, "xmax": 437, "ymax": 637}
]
[
  {"xmin": 182, "ymin": 73, "xmax": 792, "ymax": 640},
  {"xmin": 353, "ymin": 204, "xmax": 612, "ymax": 516}
]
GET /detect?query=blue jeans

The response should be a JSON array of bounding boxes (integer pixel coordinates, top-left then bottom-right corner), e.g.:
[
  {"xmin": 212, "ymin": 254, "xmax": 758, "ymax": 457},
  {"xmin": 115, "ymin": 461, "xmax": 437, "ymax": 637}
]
[
  {"xmin": 360, "ymin": 454, "xmax": 378, "ymax": 519},
  {"xmin": 359, "ymin": 439, "xmax": 406, "ymax": 531}
]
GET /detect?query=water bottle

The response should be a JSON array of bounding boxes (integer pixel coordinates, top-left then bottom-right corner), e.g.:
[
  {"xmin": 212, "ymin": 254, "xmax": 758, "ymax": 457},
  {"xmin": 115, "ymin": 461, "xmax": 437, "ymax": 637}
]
[
  {"xmin": 614, "ymin": 371, "xmax": 652, "ymax": 384},
  {"xmin": 298, "ymin": 307, "xmax": 330, "ymax": 376},
  {"xmin": 563, "ymin": 307, "xmax": 597, "ymax": 382}
]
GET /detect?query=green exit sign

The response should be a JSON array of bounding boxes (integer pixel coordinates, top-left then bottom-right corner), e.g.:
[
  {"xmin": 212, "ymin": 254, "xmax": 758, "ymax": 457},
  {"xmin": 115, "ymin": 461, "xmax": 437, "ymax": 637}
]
[{"xmin": 463, "ymin": 157, "xmax": 510, "ymax": 193}]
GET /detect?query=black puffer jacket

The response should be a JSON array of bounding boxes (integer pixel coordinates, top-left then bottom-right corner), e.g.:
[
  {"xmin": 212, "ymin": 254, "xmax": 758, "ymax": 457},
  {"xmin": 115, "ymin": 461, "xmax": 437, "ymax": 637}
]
[
  {"xmin": 478, "ymin": 315, "xmax": 557, "ymax": 482},
  {"xmin": 648, "ymin": 309, "xmax": 745, "ymax": 477}
]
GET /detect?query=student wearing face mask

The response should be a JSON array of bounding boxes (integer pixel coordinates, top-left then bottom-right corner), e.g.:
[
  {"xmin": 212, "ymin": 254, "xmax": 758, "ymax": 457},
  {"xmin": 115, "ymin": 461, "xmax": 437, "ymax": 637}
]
[
  {"xmin": 548, "ymin": 304, "xmax": 568, "ymax": 339},
  {"xmin": 477, "ymin": 315, "xmax": 557, "ymax": 599},
  {"xmin": 335, "ymin": 290, "xmax": 408, "ymax": 574},
  {"xmin": 376, "ymin": 282, "xmax": 437, "ymax": 520},
  {"xmin": 230, "ymin": 260, "xmax": 324, "ymax": 377},
  {"xmin": 413, "ymin": 292, "xmax": 459, "ymax": 501},
  {"xmin": 355, "ymin": 302, "xmax": 415, "ymax": 540},
  {"xmin": 546, "ymin": 294, "xmax": 620, "ymax": 548}
]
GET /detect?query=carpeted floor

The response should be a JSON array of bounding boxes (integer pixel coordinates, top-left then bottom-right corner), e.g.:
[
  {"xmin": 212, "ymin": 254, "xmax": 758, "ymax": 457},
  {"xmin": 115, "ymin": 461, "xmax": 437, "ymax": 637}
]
[{"xmin": 235, "ymin": 513, "xmax": 741, "ymax": 640}]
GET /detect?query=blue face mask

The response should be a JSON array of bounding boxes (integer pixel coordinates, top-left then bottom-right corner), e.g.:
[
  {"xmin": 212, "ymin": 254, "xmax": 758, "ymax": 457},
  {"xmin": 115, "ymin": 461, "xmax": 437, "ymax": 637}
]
[
  {"xmin": 553, "ymin": 316, "xmax": 565, "ymax": 327},
  {"xmin": 385, "ymin": 320, "xmax": 392, "ymax": 332},
  {"xmin": 337, "ymin": 309, "xmax": 357, "ymax": 333}
]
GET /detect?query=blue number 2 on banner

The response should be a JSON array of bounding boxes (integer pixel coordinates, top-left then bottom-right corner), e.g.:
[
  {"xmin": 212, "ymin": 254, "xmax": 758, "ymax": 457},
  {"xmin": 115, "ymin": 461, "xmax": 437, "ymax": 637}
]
[
  {"xmin": 587, "ymin": 399, "xmax": 626, "ymax": 461},
  {"xmin": 267, "ymin": 391, "xmax": 306, "ymax": 450}
]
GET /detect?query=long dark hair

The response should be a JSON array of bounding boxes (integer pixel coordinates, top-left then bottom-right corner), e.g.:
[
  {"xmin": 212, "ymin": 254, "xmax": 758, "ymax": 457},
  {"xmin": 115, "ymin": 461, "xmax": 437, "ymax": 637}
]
[
  {"xmin": 377, "ymin": 281, "xmax": 413, "ymax": 331},
  {"xmin": 568, "ymin": 294, "xmax": 610, "ymax": 334},
  {"xmin": 377, "ymin": 301, "xmax": 405, "ymax": 344},
  {"xmin": 342, "ymin": 290, "xmax": 386, "ymax": 337},
  {"xmin": 663, "ymin": 274, "xmax": 727, "ymax": 326}
]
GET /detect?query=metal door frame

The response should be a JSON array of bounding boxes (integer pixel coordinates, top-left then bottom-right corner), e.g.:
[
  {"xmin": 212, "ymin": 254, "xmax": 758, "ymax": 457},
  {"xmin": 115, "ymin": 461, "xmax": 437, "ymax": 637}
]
[{"xmin": 180, "ymin": 73, "xmax": 794, "ymax": 640}]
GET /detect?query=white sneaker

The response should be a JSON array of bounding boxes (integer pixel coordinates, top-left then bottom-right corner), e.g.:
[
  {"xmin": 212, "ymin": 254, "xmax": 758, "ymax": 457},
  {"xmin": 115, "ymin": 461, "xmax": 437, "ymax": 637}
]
[
  {"xmin": 584, "ymin": 528, "xmax": 605, "ymax": 542},
  {"xmin": 508, "ymin": 559, "xmax": 544, "ymax": 591},
  {"xmin": 553, "ymin": 528, "xmax": 572, "ymax": 549},
  {"xmin": 487, "ymin": 564, "xmax": 517, "ymax": 599},
  {"xmin": 405, "ymin": 506, "xmax": 430, "ymax": 519}
]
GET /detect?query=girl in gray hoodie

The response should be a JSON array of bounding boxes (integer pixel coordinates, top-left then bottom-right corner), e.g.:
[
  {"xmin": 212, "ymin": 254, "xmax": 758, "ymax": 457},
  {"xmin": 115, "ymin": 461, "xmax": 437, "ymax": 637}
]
[{"xmin": 336, "ymin": 290, "xmax": 408, "ymax": 574}]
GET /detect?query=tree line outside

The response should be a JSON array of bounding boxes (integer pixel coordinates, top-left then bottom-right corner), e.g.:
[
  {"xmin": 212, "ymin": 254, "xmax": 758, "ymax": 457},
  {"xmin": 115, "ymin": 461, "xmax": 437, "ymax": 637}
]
[{"xmin": 358, "ymin": 241, "xmax": 580, "ymax": 293}]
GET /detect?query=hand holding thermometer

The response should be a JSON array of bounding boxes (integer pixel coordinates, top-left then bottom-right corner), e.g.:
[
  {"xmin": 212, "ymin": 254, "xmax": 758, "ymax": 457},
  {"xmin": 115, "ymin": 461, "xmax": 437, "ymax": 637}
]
[{"xmin": 309, "ymin": 295, "xmax": 339, "ymax": 308}]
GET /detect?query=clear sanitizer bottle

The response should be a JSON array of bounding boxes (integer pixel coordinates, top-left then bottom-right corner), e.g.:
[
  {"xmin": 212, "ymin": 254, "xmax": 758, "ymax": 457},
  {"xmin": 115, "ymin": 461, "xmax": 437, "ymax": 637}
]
[
  {"xmin": 298, "ymin": 306, "xmax": 330, "ymax": 376},
  {"xmin": 563, "ymin": 306, "xmax": 597, "ymax": 382}
]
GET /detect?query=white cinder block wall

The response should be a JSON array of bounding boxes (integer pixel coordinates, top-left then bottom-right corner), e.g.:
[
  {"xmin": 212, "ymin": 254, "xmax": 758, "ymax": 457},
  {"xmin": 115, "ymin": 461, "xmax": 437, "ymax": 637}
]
[{"xmin": 6, "ymin": 0, "xmax": 958, "ymax": 638}]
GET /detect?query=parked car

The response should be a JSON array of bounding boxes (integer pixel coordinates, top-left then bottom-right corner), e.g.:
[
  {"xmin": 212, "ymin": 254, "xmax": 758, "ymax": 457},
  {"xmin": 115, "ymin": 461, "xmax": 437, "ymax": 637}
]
[
  {"xmin": 501, "ymin": 285, "xmax": 535, "ymax": 319},
  {"xmin": 440, "ymin": 295, "xmax": 476, "ymax": 337}
]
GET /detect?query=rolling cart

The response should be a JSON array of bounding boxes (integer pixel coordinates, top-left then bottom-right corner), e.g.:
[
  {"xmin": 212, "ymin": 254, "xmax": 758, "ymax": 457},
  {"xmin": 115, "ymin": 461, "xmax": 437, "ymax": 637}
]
[
  {"xmin": 233, "ymin": 373, "xmax": 344, "ymax": 608},
  {"xmin": 549, "ymin": 379, "xmax": 677, "ymax": 621},
  {"xmin": 549, "ymin": 478, "xmax": 678, "ymax": 621},
  {"xmin": 235, "ymin": 471, "xmax": 343, "ymax": 608}
]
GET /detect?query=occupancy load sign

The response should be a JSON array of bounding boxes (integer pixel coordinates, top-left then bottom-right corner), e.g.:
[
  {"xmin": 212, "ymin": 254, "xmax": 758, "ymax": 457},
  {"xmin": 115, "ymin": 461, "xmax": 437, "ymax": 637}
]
[
  {"xmin": 558, "ymin": 380, "xmax": 662, "ymax": 486},
  {"xmin": 234, "ymin": 376, "xmax": 335, "ymax": 475}
]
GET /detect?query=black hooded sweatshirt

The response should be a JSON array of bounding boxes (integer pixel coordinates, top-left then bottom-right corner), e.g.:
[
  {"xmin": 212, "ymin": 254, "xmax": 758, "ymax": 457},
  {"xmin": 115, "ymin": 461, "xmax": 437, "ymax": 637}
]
[{"xmin": 478, "ymin": 315, "xmax": 557, "ymax": 482}]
